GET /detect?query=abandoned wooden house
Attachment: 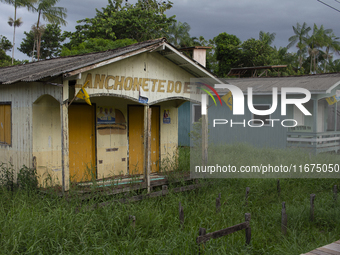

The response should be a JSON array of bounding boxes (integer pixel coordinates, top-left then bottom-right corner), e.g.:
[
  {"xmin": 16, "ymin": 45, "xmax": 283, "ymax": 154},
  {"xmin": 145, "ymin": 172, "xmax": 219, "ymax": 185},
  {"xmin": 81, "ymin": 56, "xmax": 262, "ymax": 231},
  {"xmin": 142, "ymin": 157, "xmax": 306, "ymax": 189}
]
[
  {"xmin": 179, "ymin": 73, "xmax": 340, "ymax": 154},
  {"xmin": 0, "ymin": 38, "xmax": 218, "ymax": 191}
]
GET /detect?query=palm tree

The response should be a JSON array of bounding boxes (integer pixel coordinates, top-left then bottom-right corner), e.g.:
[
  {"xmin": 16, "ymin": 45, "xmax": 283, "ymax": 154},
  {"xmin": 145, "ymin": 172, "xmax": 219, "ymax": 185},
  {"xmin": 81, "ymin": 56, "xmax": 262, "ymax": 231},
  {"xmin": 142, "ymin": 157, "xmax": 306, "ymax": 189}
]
[
  {"xmin": 259, "ymin": 31, "xmax": 276, "ymax": 46},
  {"xmin": 31, "ymin": 0, "xmax": 67, "ymax": 60},
  {"xmin": 287, "ymin": 22, "xmax": 311, "ymax": 69},
  {"xmin": 322, "ymin": 32, "xmax": 340, "ymax": 73},
  {"xmin": 166, "ymin": 21, "xmax": 192, "ymax": 48},
  {"xmin": 306, "ymin": 24, "xmax": 332, "ymax": 73},
  {"xmin": 1, "ymin": 0, "xmax": 36, "ymax": 64}
]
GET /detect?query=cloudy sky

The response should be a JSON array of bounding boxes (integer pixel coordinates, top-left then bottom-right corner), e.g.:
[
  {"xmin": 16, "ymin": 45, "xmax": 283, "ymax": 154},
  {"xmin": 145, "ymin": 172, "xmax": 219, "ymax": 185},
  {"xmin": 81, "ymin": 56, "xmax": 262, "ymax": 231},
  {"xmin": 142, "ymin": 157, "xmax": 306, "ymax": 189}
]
[{"xmin": 1, "ymin": 0, "xmax": 340, "ymax": 61}]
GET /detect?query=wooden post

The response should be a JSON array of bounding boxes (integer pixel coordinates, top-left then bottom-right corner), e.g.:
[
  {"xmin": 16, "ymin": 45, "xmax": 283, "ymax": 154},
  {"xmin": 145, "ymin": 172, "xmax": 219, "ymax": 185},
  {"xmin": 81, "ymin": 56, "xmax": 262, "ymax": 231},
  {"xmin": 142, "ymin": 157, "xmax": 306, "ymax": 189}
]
[
  {"xmin": 198, "ymin": 227, "xmax": 206, "ymax": 254},
  {"xmin": 245, "ymin": 213, "xmax": 251, "ymax": 245},
  {"xmin": 147, "ymin": 108, "xmax": 152, "ymax": 193},
  {"xmin": 179, "ymin": 202, "xmax": 184, "ymax": 227},
  {"xmin": 162, "ymin": 185, "xmax": 168, "ymax": 196},
  {"xmin": 245, "ymin": 187, "xmax": 250, "ymax": 206},
  {"xmin": 61, "ymin": 79, "xmax": 69, "ymax": 193},
  {"xmin": 310, "ymin": 194, "xmax": 316, "ymax": 221},
  {"xmin": 216, "ymin": 193, "xmax": 221, "ymax": 213},
  {"xmin": 201, "ymin": 94, "xmax": 208, "ymax": 166},
  {"xmin": 334, "ymin": 101, "xmax": 338, "ymax": 131},
  {"xmin": 202, "ymin": 114, "xmax": 208, "ymax": 166},
  {"xmin": 313, "ymin": 99, "xmax": 318, "ymax": 133},
  {"xmin": 333, "ymin": 185, "xmax": 337, "ymax": 201},
  {"xmin": 281, "ymin": 202, "xmax": 287, "ymax": 235},
  {"xmin": 277, "ymin": 179, "xmax": 281, "ymax": 196},
  {"xmin": 143, "ymin": 106, "xmax": 148, "ymax": 183},
  {"xmin": 129, "ymin": 215, "xmax": 136, "ymax": 229},
  {"xmin": 143, "ymin": 106, "xmax": 151, "ymax": 193}
]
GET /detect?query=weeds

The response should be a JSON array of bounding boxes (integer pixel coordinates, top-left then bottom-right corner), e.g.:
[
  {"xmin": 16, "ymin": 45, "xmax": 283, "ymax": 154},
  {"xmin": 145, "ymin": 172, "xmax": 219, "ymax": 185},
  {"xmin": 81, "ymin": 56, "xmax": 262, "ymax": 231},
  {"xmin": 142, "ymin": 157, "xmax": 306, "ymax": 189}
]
[
  {"xmin": 1, "ymin": 145, "xmax": 340, "ymax": 254},
  {"xmin": 0, "ymin": 163, "xmax": 38, "ymax": 193}
]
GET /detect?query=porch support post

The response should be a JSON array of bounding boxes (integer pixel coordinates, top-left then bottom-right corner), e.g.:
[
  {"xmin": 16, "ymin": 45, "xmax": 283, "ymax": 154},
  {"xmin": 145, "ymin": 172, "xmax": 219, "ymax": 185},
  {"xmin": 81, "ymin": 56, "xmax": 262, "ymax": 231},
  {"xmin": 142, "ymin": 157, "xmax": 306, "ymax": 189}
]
[
  {"xmin": 313, "ymin": 99, "xmax": 318, "ymax": 133},
  {"xmin": 334, "ymin": 101, "xmax": 338, "ymax": 131},
  {"xmin": 313, "ymin": 99, "xmax": 318, "ymax": 154},
  {"xmin": 201, "ymin": 94, "xmax": 208, "ymax": 166},
  {"xmin": 143, "ymin": 105, "xmax": 151, "ymax": 193},
  {"xmin": 61, "ymin": 80, "xmax": 70, "ymax": 192}
]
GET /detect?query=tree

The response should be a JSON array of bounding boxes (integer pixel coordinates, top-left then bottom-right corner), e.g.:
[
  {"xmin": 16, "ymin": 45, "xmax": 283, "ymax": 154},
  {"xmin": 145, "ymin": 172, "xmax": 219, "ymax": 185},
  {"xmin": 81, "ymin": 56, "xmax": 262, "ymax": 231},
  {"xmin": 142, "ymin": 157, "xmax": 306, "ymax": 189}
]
[
  {"xmin": 259, "ymin": 31, "xmax": 276, "ymax": 46},
  {"xmin": 287, "ymin": 22, "xmax": 311, "ymax": 69},
  {"xmin": 166, "ymin": 21, "xmax": 192, "ymax": 48},
  {"xmin": 60, "ymin": 38, "xmax": 137, "ymax": 57},
  {"xmin": 0, "ymin": 34, "xmax": 27, "ymax": 67},
  {"xmin": 31, "ymin": 0, "xmax": 67, "ymax": 60},
  {"xmin": 322, "ymin": 32, "xmax": 340, "ymax": 73},
  {"xmin": 306, "ymin": 24, "xmax": 332, "ymax": 73},
  {"xmin": 0, "ymin": 0, "xmax": 35, "ymax": 64},
  {"xmin": 213, "ymin": 32, "xmax": 241, "ymax": 77},
  {"xmin": 64, "ymin": 0, "xmax": 175, "ymax": 48},
  {"xmin": 18, "ymin": 23, "xmax": 64, "ymax": 59},
  {"xmin": 239, "ymin": 38, "xmax": 276, "ymax": 67},
  {"xmin": 0, "ymin": 35, "xmax": 12, "ymax": 52}
]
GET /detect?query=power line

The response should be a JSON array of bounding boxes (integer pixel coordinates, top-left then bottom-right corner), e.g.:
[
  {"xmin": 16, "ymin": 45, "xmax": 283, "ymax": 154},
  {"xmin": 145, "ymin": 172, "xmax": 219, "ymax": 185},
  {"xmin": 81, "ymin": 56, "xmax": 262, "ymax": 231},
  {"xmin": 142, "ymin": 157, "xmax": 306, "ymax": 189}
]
[{"xmin": 317, "ymin": 0, "xmax": 340, "ymax": 12}]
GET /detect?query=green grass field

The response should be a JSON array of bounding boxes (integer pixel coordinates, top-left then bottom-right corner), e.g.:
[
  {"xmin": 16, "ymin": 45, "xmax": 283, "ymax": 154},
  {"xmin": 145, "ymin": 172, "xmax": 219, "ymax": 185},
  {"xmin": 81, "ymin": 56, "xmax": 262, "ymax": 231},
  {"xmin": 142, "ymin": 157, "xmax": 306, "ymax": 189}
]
[{"xmin": 1, "ymin": 146, "xmax": 340, "ymax": 254}]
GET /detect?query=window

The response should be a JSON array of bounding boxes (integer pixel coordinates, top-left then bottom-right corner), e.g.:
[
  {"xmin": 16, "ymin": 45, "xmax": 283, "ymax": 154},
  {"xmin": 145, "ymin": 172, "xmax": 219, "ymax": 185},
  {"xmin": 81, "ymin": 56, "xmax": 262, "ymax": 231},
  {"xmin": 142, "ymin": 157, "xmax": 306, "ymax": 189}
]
[
  {"xmin": 192, "ymin": 104, "xmax": 202, "ymax": 123},
  {"xmin": 252, "ymin": 105, "xmax": 271, "ymax": 126},
  {"xmin": 0, "ymin": 103, "xmax": 11, "ymax": 145}
]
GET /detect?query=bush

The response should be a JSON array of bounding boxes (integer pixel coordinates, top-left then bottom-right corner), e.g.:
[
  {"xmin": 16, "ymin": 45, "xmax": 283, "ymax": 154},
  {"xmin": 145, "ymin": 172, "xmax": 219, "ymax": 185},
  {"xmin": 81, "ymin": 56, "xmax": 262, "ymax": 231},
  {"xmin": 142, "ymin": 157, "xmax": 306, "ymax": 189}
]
[
  {"xmin": 0, "ymin": 162, "xmax": 15, "ymax": 191},
  {"xmin": 17, "ymin": 165, "xmax": 38, "ymax": 192},
  {"xmin": 0, "ymin": 163, "xmax": 38, "ymax": 192}
]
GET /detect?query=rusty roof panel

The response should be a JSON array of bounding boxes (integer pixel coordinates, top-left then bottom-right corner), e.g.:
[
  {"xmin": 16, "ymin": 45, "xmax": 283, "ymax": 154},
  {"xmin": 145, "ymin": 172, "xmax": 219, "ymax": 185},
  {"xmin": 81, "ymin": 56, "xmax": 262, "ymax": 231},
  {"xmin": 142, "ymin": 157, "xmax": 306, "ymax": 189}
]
[{"xmin": 0, "ymin": 38, "xmax": 166, "ymax": 84}]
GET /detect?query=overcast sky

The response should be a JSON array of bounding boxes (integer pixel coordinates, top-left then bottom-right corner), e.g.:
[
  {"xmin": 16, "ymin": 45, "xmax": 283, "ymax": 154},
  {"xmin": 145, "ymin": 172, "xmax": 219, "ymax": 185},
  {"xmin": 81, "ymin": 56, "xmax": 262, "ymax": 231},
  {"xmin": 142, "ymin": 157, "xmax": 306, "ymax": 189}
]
[{"xmin": 1, "ymin": 0, "xmax": 340, "ymax": 61}]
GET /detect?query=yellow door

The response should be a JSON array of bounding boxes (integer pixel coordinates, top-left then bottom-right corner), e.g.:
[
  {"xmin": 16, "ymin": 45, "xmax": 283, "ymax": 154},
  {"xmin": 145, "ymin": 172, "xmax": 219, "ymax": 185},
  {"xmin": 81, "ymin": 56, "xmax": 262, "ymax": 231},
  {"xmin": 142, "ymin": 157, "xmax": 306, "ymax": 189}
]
[
  {"xmin": 128, "ymin": 106, "xmax": 144, "ymax": 174},
  {"xmin": 128, "ymin": 106, "xmax": 160, "ymax": 175},
  {"xmin": 69, "ymin": 104, "xmax": 96, "ymax": 182}
]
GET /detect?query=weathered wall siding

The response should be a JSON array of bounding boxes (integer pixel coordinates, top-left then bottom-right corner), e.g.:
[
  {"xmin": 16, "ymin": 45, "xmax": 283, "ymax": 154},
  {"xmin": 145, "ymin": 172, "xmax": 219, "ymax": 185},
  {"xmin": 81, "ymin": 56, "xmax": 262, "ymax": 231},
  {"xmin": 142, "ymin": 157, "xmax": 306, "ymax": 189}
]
[
  {"xmin": 75, "ymin": 52, "xmax": 194, "ymax": 104},
  {"xmin": 304, "ymin": 101, "xmax": 314, "ymax": 130},
  {"xmin": 33, "ymin": 95, "xmax": 62, "ymax": 186},
  {"xmin": 91, "ymin": 97, "xmax": 129, "ymax": 178},
  {"xmin": 0, "ymin": 82, "xmax": 62, "ymax": 177},
  {"xmin": 208, "ymin": 94, "xmax": 288, "ymax": 149},
  {"xmin": 159, "ymin": 101, "xmax": 178, "ymax": 167}
]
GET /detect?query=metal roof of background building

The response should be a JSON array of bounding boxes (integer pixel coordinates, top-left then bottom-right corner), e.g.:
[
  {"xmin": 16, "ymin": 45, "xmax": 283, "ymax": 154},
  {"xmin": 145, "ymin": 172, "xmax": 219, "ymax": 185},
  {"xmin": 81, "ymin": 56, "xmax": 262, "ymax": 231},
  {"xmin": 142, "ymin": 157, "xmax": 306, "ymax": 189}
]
[{"xmin": 217, "ymin": 73, "xmax": 340, "ymax": 94}]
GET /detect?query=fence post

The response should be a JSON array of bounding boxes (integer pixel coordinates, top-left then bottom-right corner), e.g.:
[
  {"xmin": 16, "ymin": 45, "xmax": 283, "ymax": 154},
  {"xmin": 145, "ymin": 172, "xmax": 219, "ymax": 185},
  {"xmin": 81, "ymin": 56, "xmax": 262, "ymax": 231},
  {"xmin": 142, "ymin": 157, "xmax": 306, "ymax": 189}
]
[
  {"xmin": 333, "ymin": 185, "xmax": 337, "ymax": 201},
  {"xmin": 245, "ymin": 213, "xmax": 251, "ymax": 245},
  {"xmin": 179, "ymin": 202, "xmax": 184, "ymax": 227},
  {"xmin": 129, "ymin": 215, "xmax": 136, "ymax": 230},
  {"xmin": 281, "ymin": 202, "xmax": 287, "ymax": 235},
  {"xmin": 162, "ymin": 185, "xmax": 168, "ymax": 196},
  {"xmin": 245, "ymin": 187, "xmax": 250, "ymax": 206},
  {"xmin": 198, "ymin": 227, "xmax": 206, "ymax": 254},
  {"xmin": 310, "ymin": 194, "xmax": 316, "ymax": 221},
  {"xmin": 277, "ymin": 179, "xmax": 281, "ymax": 196},
  {"xmin": 216, "ymin": 193, "xmax": 221, "ymax": 213}
]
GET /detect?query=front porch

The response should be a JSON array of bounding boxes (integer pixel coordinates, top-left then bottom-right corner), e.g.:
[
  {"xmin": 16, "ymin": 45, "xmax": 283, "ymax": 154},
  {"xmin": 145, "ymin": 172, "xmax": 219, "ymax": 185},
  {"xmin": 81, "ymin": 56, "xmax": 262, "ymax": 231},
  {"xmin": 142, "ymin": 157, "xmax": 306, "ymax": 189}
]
[{"xmin": 287, "ymin": 131, "xmax": 340, "ymax": 154}]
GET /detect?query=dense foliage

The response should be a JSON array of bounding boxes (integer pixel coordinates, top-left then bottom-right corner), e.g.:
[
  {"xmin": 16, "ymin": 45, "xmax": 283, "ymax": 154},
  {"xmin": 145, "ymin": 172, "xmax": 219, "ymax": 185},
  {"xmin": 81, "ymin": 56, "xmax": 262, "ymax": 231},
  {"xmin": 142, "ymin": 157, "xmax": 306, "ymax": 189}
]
[
  {"xmin": 18, "ymin": 24, "xmax": 64, "ymax": 59},
  {"xmin": 1, "ymin": 0, "xmax": 340, "ymax": 76}
]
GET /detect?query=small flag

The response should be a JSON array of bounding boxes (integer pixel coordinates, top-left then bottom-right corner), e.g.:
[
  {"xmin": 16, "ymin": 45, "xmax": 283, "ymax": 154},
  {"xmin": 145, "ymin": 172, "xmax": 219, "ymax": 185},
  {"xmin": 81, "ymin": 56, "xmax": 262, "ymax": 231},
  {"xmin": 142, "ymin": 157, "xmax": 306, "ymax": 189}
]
[
  {"xmin": 326, "ymin": 95, "xmax": 337, "ymax": 105},
  {"xmin": 221, "ymin": 91, "xmax": 232, "ymax": 110},
  {"xmin": 76, "ymin": 81, "xmax": 91, "ymax": 106}
]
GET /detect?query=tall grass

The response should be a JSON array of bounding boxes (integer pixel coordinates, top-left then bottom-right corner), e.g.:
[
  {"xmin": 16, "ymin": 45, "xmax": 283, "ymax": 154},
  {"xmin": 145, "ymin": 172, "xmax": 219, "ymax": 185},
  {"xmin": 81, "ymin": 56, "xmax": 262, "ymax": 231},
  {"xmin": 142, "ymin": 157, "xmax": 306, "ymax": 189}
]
[{"xmin": 1, "ymin": 145, "xmax": 340, "ymax": 254}]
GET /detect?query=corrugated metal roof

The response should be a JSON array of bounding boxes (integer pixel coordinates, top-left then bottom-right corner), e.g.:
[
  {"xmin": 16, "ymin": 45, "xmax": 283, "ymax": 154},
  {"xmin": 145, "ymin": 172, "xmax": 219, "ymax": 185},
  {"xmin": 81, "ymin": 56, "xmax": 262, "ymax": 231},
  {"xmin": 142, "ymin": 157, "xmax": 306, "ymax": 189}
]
[
  {"xmin": 0, "ymin": 38, "xmax": 168, "ymax": 84},
  {"xmin": 216, "ymin": 73, "xmax": 340, "ymax": 94}
]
